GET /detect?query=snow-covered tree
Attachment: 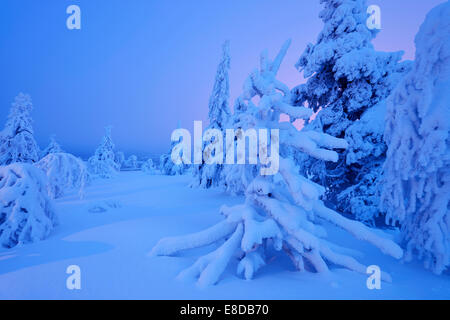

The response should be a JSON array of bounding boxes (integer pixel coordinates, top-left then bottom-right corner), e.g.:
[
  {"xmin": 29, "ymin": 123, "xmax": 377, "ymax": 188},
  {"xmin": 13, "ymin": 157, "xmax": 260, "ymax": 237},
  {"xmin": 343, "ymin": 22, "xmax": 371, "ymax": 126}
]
[
  {"xmin": 114, "ymin": 151, "xmax": 125, "ymax": 170},
  {"xmin": 152, "ymin": 41, "xmax": 402, "ymax": 286},
  {"xmin": 219, "ymin": 95, "xmax": 264, "ymax": 195},
  {"xmin": 291, "ymin": 0, "xmax": 410, "ymax": 225},
  {"xmin": 160, "ymin": 153, "xmax": 189, "ymax": 176},
  {"xmin": 87, "ymin": 126, "xmax": 119, "ymax": 178},
  {"xmin": 160, "ymin": 136, "xmax": 190, "ymax": 176},
  {"xmin": 208, "ymin": 41, "xmax": 231, "ymax": 130},
  {"xmin": 381, "ymin": 1, "xmax": 450, "ymax": 275},
  {"xmin": 123, "ymin": 155, "xmax": 139, "ymax": 171},
  {"xmin": 337, "ymin": 101, "xmax": 387, "ymax": 225},
  {"xmin": 41, "ymin": 135, "xmax": 64, "ymax": 159},
  {"xmin": 142, "ymin": 158, "xmax": 157, "ymax": 174},
  {"xmin": 192, "ymin": 41, "xmax": 231, "ymax": 188},
  {"xmin": 0, "ymin": 163, "xmax": 58, "ymax": 248},
  {"xmin": 0, "ymin": 93, "xmax": 40, "ymax": 165},
  {"xmin": 36, "ymin": 153, "xmax": 90, "ymax": 199}
]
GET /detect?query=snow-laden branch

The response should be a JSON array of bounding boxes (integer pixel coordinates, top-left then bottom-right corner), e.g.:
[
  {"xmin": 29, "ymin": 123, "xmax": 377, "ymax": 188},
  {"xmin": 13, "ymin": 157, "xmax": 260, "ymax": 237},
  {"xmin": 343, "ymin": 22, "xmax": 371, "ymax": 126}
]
[{"xmin": 151, "ymin": 220, "xmax": 237, "ymax": 257}]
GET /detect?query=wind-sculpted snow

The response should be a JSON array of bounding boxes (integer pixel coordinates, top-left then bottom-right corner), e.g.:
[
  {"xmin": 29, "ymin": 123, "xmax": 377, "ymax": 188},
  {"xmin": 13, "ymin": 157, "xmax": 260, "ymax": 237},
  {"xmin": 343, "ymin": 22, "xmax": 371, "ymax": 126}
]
[
  {"xmin": 381, "ymin": 1, "xmax": 450, "ymax": 275},
  {"xmin": 0, "ymin": 163, "xmax": 58, "ymax": 248},
  {"xmin": 152, "ymin": 41, "xmax": 403, "ymax": 287}
]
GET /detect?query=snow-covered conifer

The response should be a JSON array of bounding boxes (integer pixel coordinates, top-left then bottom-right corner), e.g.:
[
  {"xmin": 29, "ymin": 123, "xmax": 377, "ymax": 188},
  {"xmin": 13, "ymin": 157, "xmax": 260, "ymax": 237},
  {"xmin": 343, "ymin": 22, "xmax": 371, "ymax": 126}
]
[
  {"xmin": 0, "ymin": 93, "xmax": 40, "ymax": 165},
  {"xmin": 337, "ymin": 101, "xmax": 387, "ymax": 225},
  {"xmin": 0, "ymin": 163, "xmax": 58, "ymax": 248},
  {"xmin": 208, "ymin": 40, "xmax": 231, "ymax": 130},
  {"xmin": 381, "ymin": 1, "xmax": 450, "ymax": 274},
  {"xmin": 291, "ymin": 0, "xmax": 410, "ymax": 224},
  {"xmin": 41, "ymin": 135, "xmax": 64, "ymax": 159},
  {"xmin": 192, "ymin": 41, "xmax": 231, "ymax": 188},
  {"xmin": 87, "ymin": 126, "xmax": 119, "ymax": 178},
  {"xmin": 36, "ymin": 153, "xmax": 90, "ymax": 199},
  {"xmin": 152, "ymin": 41, "xmax": 403, "ymax": 286},
  {"xmin": 160, "ymin": 137, "xmax": 190, "ymax": 176}
]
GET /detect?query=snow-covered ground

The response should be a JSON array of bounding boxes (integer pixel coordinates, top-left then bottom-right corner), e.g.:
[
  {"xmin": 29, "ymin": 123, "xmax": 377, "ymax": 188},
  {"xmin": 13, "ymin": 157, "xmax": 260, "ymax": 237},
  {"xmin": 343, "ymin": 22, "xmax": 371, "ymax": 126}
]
[{"xmin": 0, "ymin": 171, "xmax": 448, "ymax": 300}]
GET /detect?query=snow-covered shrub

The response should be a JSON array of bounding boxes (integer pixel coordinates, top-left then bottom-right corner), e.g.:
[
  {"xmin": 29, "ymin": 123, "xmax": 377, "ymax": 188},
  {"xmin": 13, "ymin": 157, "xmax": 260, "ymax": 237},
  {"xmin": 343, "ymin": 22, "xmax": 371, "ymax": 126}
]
[
  {"xmin": 0, "ymin": 163, "xmax": 58, "ymax": 248},
  {"xmin": 87, "ymin": 126, "xmax": 119, "ymax": 178},
  {"xmin": 152, "ymin": 42, "xmax": 402, "ymax": 286},
  {"xmin": 0, "ymin": 93, "xmax": 40, "ymax": 165},
  {"xmin": 291, "ymin": 0, "xmax": 411, "ymax": 224},
  {"xmin": 41, "ymin": 135, "xmax": 64, "ymax": 159},
  {"xmin": 114, "ymin": 151, "xmax": 125, "ymax": 170},
  {"xmin": 141, "ymin": 158, "xmax": 158, "ymax": 174},
  {"xmin": 192, "ymin": 41, "xmax": 231, "ymax": 189},
  {"xmin": 123, "ymin": 155, "xmax": 139, "ymax": 171},
  {"xmin": 381, "ymin": 1, "xmax": 450, "ymax": 275},
  {"xmin": 35, "ymin": 153, "xmax": 89, "ymax": 199}
]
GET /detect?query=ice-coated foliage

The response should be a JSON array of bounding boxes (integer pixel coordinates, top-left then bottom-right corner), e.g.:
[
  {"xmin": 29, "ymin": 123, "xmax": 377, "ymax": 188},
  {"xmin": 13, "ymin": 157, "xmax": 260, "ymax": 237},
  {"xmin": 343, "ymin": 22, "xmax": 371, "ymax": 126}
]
[
  {"xmin": 0, "ymin": 163, "xmax": 58, "ymax": 248},
  {"xmin": 41, "ymin": 135, "xmax": 64, "ymax": 159},
  {"xmin": 35, "ymin": 153, "xmax": 90, "ymax": 199},
  {"xmin": 192, "ymin": 41, "xmax": 231, "ymax": 189},
  {"xmin": 152, "ymin": 42, "xmax": 403, "ymax": 286},
  {"xmin": 381, "ymin": 1, "xmax": 450, "ymax": 275},
  {"xmin": 87, "ymin": 126, "xmax": 120, "ymax": 179},
  {"xmin": 291, "ymin": 0, "xmax": 410, "ymax": 224},
  {"xmin": 0, "ymin": 93, "xmax": 40, "ymax": 165},
  {"xmin": 142, "ymin": 158, "xmax": 158, "ymax": 174}
]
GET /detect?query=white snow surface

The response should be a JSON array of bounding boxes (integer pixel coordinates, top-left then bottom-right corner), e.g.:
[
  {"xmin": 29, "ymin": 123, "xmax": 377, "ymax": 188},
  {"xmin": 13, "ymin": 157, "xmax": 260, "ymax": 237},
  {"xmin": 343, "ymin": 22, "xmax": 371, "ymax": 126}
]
[{"xmin": 0, "ymin": 171, "xmax": 448, "ymax": 299}]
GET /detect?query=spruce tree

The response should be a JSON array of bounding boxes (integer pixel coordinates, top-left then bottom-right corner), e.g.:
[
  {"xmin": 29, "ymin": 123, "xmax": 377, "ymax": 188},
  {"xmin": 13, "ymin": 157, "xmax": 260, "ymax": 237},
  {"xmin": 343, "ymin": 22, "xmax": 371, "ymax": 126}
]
[
  {"xmin": 381, "ymin": 1, "xmax": 450, "ymax": 274},
  {"xmin": 87, "ymin": 126, "xmax": 119, "ymax": 178},
  {"xmin": 0, "ymin": 93, "xmax": 40, "ymax": 165},
  {"xmin": 292, "ymin": 0, "xmax": 410, "ymax": 225},
  {"xmin": 193, "ymin": 41, "xmax": 231, "ymax": 188}
]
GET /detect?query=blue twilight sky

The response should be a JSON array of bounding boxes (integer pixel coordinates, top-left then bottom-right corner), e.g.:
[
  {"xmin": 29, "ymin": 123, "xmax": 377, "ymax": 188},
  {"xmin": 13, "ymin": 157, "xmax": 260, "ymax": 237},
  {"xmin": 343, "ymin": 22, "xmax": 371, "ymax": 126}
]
[{"xmin": 0, "ymin": 0, "xmax": 445, "ymax": 158}]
